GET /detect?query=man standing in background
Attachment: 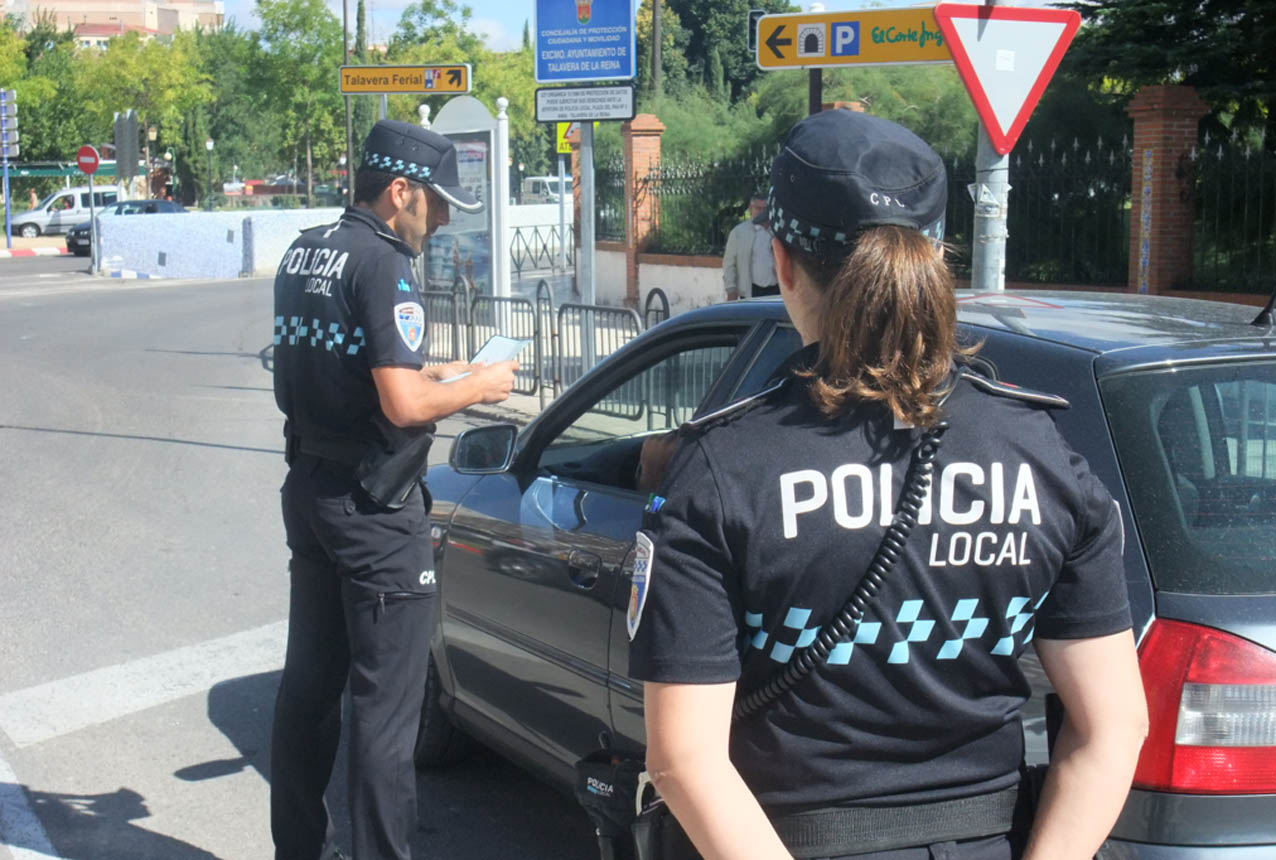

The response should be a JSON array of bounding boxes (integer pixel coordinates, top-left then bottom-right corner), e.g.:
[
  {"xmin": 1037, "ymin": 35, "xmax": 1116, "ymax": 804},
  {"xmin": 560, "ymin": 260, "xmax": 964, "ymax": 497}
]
[{"xmin": 723, "ymin": 193, "xmax": 769, "ymax": 300}]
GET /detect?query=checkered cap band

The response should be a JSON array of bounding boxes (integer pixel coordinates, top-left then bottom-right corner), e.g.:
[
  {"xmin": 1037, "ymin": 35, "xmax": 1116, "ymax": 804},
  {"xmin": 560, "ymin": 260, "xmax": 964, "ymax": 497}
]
[
  {"xmin": 362, "ymin": 150, "xmax": 433, "ymax": 181},
  {"xmin": 767, "ymin": 186, "xmax": 945, "ymax": 256}
]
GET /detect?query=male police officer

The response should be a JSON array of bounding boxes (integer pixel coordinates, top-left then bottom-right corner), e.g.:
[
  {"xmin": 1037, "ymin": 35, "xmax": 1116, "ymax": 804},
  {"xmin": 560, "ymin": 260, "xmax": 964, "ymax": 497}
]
[{"xmin": 271, "ymin": 119, "xmax": 517, "ymax": 860}]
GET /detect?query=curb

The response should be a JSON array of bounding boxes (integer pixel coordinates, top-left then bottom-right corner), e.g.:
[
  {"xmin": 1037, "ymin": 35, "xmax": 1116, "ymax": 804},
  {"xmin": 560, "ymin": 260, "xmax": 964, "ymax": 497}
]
[
  {"xmin": 0, "ymin": 247, "xmax": 69, "ymax": 259},
  {"xmin": 458, "ymin": 404, "xmax": 538, "ymax": 427}
]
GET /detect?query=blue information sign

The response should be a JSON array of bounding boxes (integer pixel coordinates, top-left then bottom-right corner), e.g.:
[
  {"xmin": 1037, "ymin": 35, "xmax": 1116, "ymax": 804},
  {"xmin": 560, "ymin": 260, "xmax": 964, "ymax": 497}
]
[{"xmin": 535, "ymin": 0, "xmax": 635, "ymax": 83}]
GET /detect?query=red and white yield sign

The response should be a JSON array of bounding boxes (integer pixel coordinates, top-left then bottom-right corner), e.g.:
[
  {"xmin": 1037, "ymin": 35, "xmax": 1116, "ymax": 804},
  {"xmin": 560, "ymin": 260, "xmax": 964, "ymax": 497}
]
[
  {"xmin": 933, "ymin": 3, "xmax": 1081, "ymax": 155},
  {"xmin": 76, "ymin": 144, "xmax": 100, "ymax": 175}
]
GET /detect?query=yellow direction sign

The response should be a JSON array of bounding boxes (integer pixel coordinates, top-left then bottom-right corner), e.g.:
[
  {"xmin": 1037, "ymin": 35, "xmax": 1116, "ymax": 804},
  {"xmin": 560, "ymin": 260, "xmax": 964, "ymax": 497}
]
[
  {"xmin": 756, "ymin": 8, "xmax": 951, "ymax": 70},
  {"xmin": 338, "ymin": 64, "xmax": 471, "ymax": 95}
]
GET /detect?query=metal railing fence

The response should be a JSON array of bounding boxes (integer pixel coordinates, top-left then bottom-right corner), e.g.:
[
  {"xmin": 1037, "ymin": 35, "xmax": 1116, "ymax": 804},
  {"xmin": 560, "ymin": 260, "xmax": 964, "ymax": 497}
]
[
  {"xmin": 511, "ymin": 224, "xmax": 574, "ymax": 278},
  {"xmin": 944, "ymin": 135, "xmax": 1132, "ymax": 285},
  {"xmin": 469, "ymin": 295, "xmax": 540, "ymax": 395},
  {"xmin": 596, "ymin": 155, "xmax": 627, "ymax": 242},
  {"xmin": 1193, "ymin": 131, "xmax": 1276, "ymax": 294},
  {"xmin": 555, "ymin": 304, "xmax": 645, "ymax": 408},
  {"xmin": 639, "ymin": 152, "xmax": 773, "ymax": 256}
]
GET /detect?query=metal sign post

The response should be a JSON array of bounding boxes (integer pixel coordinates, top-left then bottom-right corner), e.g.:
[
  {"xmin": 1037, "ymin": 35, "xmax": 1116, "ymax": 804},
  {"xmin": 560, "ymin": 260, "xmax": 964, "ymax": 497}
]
[
  {"xmin": 579, "ymin": 121, "xmax": 597, "ymax": 370},
  {"xmin": 934, "ymin": 2, "xmax": 1081, "ymax": 292},
  {"xmin": 77, "ymin": 145, "xmax": 100, "ymax": 271}
]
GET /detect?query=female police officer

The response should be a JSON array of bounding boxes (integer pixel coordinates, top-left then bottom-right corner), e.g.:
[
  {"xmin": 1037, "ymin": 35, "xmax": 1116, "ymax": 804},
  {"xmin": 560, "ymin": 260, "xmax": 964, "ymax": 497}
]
[{"xmin": 628, "ymin": 110, "xmax": 1148, "ymax": 860}]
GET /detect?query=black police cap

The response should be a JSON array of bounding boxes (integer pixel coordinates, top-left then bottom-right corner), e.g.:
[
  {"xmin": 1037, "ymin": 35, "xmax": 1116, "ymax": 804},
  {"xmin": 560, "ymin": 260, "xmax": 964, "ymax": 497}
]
[
  {"xmin": 361, "ymin": 119, "xmax": 482, "ymax": 213},
  {"xmin": 768, "ymin": 110, "xmax": 946, "ymax": 256}
]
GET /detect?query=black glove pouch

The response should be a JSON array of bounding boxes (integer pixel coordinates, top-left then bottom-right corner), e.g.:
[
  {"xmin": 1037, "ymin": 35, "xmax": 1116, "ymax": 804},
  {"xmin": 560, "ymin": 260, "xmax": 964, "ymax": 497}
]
[{"xmin": 355, "ymin": 431, "xmax": 434, "ymax": 510}]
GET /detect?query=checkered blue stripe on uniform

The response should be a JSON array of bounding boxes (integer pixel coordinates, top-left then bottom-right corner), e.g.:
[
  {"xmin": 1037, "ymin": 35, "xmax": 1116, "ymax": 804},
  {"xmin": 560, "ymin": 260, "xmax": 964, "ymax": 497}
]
[
  {"xmin": 274, "ymin": 315, "xmax": 365, "ymax": 355},
  {"xmin": 991, "ymin": 592, "xmax": 1049, "ymax": 655},
  {"xmin": 362, "ymin": 150, "xmax": 433, "ymax": 180}
]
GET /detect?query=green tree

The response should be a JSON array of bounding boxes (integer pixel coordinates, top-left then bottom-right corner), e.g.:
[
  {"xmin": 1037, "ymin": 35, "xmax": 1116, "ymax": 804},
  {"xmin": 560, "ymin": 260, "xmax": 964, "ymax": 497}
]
[
  {"xmin": 352, "ymin": 0, "xmax": 376, "ymax": 157},
  {"xmin": 1063, "ymin": 0, "xmax": 1275, "ymax": 142},
  {"xmin": 667, "ymin": 0, "xmax": 790, "ymax": 101},
  {"xmin": 635, "ymin": 0, "xmax": 691, "ymax": 98},
  {"xmin": 75, "ymin": 30, "xmax": 213, "ymax": 195},
  {"xmin": 257, "ymin": 0, "xmax": 345, "ymax": 206},
  {"xmin": 187, "ymin": 24, "xmax": 281, "ymax": 203},
  {"xmin": 390, "ymin": 0, "xmax": 483, "ymax": 56}
]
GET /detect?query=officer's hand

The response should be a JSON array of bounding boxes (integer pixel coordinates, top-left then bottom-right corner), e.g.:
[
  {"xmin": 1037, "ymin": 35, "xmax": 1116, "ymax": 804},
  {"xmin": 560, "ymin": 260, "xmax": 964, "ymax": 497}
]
[
  {"xmin": 471, "ymin": 360, "xmax": 519, "ymax": 404},
  {"xmin": 424, "ymin": 360, "xmax": 471, "ymax": 382}
]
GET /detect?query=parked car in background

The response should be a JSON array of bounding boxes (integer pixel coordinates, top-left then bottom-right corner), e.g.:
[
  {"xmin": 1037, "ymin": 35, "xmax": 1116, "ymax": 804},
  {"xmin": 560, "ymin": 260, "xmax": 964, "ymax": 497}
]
[
  {"xmin": 64, "ymin": 198, "xmax": 187, "ymax": 256},
  {"xmin": 13, "ymin": 187, "xmax": 119, "ymax": 238},
  {"xmin": 421, "ymin": 292, "xmax": 1276, "ymax": 859}
]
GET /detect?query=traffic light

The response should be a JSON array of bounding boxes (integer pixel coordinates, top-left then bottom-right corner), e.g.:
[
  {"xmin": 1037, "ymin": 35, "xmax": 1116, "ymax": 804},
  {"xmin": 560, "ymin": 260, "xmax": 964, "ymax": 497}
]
[
  {"xmin": 0, "ymin": 89, "xmax": 18, "ymax": 161},
  {"xmin": 114, "ymin": 109, "xmax": 138, "ymax": 181}
]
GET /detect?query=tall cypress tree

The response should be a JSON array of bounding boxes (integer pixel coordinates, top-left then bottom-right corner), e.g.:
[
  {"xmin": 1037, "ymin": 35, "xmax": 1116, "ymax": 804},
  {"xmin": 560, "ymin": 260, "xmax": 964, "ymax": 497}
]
[{"xmin": 352, "ymin": 0, "xmax": 376, "ymax": 155}]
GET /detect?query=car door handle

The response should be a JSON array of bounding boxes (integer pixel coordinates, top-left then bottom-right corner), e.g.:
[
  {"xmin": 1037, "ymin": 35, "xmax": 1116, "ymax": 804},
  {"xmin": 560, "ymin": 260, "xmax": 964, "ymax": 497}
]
[{"xmin": 567, "ymin": 549, "xmax": 601, "ymax": 590}]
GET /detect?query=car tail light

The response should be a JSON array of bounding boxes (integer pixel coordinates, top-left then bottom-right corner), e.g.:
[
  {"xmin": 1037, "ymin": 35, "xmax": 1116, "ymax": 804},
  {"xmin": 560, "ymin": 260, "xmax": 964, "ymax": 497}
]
[{"xmin": 1134, "ymin": 619, "xmax": 1276, "ymax": 793}]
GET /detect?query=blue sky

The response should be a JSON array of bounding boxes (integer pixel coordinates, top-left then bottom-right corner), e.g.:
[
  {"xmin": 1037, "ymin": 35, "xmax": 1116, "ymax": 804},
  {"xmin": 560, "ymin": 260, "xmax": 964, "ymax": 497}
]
[{"xmin": 220, "ymin": 0, "xmax": 1051, "ymax": 53}]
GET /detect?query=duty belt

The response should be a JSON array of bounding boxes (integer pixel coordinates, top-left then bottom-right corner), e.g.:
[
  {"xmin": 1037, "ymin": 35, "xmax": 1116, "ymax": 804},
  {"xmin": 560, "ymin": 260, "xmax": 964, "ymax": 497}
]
[
  {"xmin": 770, "ymin": 785, "xmax": 1023, "ymax": 858},
  {"xmin": 285, "ymin": 431, "xmax": 366, "ymax": 468}
]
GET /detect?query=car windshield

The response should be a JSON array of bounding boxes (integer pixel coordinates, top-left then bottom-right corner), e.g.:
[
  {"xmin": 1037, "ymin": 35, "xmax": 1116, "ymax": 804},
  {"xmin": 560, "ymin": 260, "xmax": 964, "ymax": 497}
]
[
  {"xmin": 1101, "ymin": 359, "xmax": 1276, "ymax": 595},
  {"xmin": 36, "ymin": 192, "xmax": 66, "ymax": 210}
]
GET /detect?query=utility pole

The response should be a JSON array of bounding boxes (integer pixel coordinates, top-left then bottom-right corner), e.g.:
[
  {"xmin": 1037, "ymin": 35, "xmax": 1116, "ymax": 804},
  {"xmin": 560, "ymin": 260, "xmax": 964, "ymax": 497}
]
[{"xmin": 970, "ymin": 0, "xmax": 1011, "ymax": 292}]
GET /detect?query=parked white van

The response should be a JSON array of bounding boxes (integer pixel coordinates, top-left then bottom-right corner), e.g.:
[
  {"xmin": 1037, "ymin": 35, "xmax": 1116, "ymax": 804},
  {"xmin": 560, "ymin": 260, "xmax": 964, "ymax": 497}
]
[
  {"xmin": 13, "ymin": 186, "xmax": 119, "ymax": 237},
  {"xmin": 520, "ymin": 175, "xmax": 568, "ymax": 205}
]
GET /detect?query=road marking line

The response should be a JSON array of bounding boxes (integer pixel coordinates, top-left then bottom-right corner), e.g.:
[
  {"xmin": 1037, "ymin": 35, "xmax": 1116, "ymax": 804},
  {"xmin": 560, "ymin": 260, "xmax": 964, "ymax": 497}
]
[
  {"xmin": 0, "ymin": 621, "xmax": 288, "ymax": 749},
  {"xmin": 0, "ymin": 753, "xmax": 62, "ymax": 859}
]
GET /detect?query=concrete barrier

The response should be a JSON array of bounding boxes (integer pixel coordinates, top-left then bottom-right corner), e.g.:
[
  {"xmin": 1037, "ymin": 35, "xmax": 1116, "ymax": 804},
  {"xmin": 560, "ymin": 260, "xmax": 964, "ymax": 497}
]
[{"xmin": 97, "ymin": 208, "xmax": 344, "ymax": 279}]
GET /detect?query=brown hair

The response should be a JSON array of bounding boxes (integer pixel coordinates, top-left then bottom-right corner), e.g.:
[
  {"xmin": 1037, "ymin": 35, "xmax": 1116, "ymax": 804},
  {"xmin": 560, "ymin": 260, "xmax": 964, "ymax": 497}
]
[{"xmin": 790, "ymin": 225, "xmax": 971, "ymax": 428}]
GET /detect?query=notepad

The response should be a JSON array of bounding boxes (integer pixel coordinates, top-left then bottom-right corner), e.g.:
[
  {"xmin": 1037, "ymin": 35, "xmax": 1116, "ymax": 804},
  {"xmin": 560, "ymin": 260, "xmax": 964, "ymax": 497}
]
[{"xmin": 440, "ymin": 335, "xmax": 532, "ymax": 382}]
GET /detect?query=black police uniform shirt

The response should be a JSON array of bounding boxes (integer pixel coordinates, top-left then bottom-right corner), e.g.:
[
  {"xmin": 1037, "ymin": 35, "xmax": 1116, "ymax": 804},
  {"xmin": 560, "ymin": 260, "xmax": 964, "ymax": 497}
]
[
  {"xmin": 628, "ymin": 346, "xmax": 1132, "ymax": 815},
  {"xmin": 273, "ymin": 206, "xmax": 430, "ymax": 453}
]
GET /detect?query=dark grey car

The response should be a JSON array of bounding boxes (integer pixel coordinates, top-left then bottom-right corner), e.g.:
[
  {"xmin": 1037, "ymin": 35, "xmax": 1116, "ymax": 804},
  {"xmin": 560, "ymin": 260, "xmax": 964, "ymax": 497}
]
[{"xmin": 424, "ymin": 291, "xmax": 1276, "ymax": 858}]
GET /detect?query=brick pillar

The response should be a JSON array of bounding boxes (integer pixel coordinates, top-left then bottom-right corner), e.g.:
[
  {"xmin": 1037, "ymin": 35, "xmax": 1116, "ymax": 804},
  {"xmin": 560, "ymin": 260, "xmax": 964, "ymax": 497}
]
[
  {"xmin": 622, "ymin": 114, "xmax": 665, "ymax": 309},
  {"xmin": 1127, "ymin": 85, "xmax": 1208, "ymax": 293}
]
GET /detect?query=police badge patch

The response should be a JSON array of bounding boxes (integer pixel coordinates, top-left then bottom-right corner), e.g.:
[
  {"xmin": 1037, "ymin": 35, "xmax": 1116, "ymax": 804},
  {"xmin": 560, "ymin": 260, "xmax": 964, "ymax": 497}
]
[
  {"xmin": 627, "ymin": 531, "xmax": 655, "ymax": 640},
  {"xmin": 394, "ymin": 302, "xmax": 424, "ymax": 351}
]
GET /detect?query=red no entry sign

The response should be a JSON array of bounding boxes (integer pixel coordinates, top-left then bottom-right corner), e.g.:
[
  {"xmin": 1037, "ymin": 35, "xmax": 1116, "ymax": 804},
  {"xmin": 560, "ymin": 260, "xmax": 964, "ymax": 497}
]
[{"xmin": 77, "ymin": 144, "xmax": 100, "ymax": 175}]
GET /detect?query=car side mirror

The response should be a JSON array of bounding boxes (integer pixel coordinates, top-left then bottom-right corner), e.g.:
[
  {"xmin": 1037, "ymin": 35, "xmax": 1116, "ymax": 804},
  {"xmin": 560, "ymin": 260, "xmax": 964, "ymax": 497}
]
[{"xmin": 450, "ymin": 424, "xmax": 518, "ymax": 474}]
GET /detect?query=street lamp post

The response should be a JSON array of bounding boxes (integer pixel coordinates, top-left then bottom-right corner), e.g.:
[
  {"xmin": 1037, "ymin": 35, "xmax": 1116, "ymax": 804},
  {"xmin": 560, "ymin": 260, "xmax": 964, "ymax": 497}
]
[
  {"xmin": 164, "ymin": 149, "xmax": 177, "ymax": 201},
  {"xmin": 146, "ymin": 125, "xmax": 157, "ymax": 197},
  {"xmin": 204, "ymin": 137, "xmax": 214, "ymax": 212}
]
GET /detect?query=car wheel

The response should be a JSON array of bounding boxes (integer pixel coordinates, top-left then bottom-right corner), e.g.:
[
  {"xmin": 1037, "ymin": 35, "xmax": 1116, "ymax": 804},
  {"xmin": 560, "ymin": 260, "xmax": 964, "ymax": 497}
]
[
  {"xmin": 414, "ymin": 648, "xmax": 470, "ymax": 769},
  {"xmin": 19, "ymin": 224, "xmax": 39, "ymax": 238}
]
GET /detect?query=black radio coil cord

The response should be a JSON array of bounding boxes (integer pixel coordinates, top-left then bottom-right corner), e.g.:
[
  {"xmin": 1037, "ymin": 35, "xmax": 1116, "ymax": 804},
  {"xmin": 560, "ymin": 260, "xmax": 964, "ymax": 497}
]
[{"xmin": 733, "ymin": 423, "xmax": 947, "ymax": 722}]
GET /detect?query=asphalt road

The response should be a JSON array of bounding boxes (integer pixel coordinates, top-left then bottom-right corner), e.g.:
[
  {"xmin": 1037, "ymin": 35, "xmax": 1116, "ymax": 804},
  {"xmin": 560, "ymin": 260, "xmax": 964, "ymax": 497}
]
[{"xmin": 0, "ymin": 261, "xmax": 595, "ymax": 860}]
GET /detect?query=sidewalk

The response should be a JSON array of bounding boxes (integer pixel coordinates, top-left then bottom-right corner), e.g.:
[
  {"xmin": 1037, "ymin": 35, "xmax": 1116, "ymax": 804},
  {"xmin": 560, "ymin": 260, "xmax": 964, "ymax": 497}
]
[
  {"xmin": 0, "ymin": 234, "xmax": 69, "ymax": 258},
  {"xmin": 461, "ymin": 391, "xmax": 546, "ymax": 427}
]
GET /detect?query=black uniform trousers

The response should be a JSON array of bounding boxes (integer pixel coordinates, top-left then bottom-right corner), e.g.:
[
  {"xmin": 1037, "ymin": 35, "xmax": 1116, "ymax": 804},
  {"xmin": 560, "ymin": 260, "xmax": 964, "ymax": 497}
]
[
  {"xmin": 816, "ymin": 834, "xmax": 1020, "ymax": 860},
  {"xmin": 272, "ymin": 454, "xmax": 436, "ymax": 860}
]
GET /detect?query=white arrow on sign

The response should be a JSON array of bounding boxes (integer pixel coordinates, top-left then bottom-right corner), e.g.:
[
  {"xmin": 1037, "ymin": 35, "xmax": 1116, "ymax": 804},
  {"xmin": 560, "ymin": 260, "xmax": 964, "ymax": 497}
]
[{"xmin": 934, "ymin": 3, "xmax": 1080, "ymax": 155}]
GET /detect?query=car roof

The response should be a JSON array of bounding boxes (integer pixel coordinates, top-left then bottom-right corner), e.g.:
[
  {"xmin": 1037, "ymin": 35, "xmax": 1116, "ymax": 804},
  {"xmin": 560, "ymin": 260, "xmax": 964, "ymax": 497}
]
[{"xmin": 670, "ymin": 291, "xmax": 1276, "ymax": 374}]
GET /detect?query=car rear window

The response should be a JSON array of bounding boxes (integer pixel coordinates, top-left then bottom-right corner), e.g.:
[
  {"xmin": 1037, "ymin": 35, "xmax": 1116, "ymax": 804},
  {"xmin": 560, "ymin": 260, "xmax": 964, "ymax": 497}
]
[{"xmin": 1100, "ymin": 360, "xmax": 1276, "ymax": 595}]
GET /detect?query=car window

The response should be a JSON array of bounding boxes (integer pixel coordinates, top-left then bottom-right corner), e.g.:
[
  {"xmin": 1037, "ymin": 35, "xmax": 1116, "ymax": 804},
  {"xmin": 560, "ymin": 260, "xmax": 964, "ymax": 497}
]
[
  {"xmin": 729, "ymin": 325, "xmax": 802, "ymax": 401},
  {"xmin": 537, "ymin": 340, "xmax": 739, "ymax": 491},
  {"xmin": 1101, "ymin": 360, "xmax": 1276, "ymax": 595}
]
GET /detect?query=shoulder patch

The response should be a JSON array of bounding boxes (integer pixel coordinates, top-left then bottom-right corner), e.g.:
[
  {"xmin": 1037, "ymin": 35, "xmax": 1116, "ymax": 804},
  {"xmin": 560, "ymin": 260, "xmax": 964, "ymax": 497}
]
[
  {"xmin": 959, "ymin": 371, "xmax": 1070, "ymax": 409},
  {"xmin": 627, "ymin": 531, "xmax": 655, "ymax": 640},
  {"xmin": 394, "ymin": 302, "xmax": 425, "ymax": 351},
  {"xmin": 680, "ymin": 378, "xmax": 790, "ymax": 434}
]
